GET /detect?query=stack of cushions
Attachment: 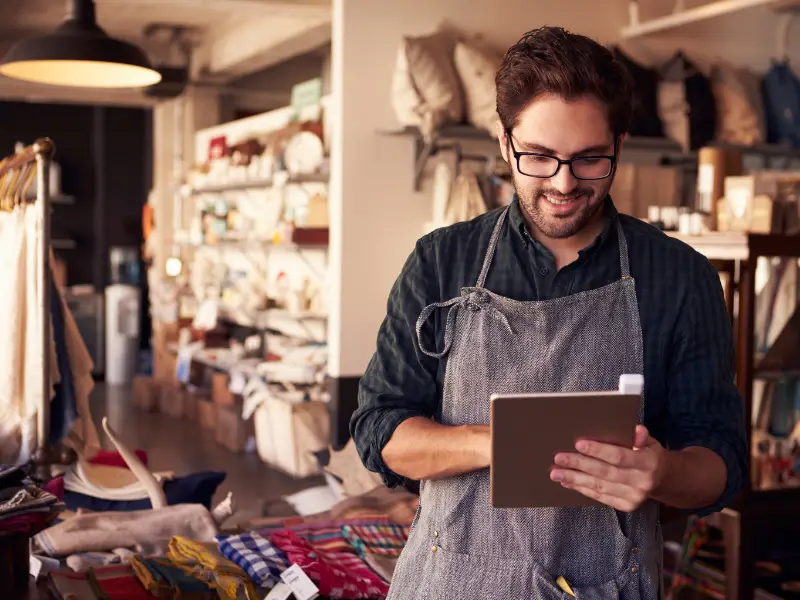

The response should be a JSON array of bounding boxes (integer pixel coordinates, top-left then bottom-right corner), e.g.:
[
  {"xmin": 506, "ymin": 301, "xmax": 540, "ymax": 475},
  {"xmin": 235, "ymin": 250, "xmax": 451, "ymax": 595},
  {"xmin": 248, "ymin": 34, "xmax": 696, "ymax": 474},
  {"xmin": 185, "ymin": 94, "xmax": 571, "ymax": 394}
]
[{"xmin": 391, "ymin": 29, "xmax": 504, "ymax": 138}]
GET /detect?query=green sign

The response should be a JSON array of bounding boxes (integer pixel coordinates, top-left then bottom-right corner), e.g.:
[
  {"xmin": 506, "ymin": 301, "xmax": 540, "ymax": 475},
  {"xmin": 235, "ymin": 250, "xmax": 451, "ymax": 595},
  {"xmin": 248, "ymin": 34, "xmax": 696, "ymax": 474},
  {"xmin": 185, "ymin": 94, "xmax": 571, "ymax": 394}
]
[{"xmin": 291, "ymin": 78, "xmax": 323, "ymax": 119}]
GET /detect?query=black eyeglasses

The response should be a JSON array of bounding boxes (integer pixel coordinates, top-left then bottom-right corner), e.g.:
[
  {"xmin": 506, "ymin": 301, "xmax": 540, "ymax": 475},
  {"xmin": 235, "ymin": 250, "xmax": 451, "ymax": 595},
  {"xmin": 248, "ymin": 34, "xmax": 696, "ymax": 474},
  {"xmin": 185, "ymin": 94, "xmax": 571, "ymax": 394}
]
[{"xmin": 506, "ymin": 130, "xmax": 617, "ymax": 181}]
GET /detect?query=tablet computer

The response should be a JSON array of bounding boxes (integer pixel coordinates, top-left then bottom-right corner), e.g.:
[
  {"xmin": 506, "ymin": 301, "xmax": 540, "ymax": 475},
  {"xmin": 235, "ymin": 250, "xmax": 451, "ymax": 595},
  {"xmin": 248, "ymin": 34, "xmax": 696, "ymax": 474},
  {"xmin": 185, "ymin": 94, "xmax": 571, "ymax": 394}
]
[{"xmin": 490, "ymin": 389, "xmax": 641, "ymax": 509}]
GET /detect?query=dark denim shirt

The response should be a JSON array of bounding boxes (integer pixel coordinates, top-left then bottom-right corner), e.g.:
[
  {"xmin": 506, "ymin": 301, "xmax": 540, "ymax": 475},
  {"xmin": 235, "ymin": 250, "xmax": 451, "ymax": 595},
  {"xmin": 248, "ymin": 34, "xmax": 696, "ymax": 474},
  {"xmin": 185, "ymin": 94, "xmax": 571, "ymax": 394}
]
[{"xmin": 352, "ymin": 197, "xmax": 747, "ymax": 516}]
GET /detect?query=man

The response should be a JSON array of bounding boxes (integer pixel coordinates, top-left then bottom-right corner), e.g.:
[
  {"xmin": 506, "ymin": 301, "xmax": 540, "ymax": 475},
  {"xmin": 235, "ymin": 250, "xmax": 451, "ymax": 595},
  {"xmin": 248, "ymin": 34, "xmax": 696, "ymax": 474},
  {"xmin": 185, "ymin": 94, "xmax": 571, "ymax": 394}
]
[{"xmin": 352, "ymin": 27, "xmax": 747, "ymax": 600}]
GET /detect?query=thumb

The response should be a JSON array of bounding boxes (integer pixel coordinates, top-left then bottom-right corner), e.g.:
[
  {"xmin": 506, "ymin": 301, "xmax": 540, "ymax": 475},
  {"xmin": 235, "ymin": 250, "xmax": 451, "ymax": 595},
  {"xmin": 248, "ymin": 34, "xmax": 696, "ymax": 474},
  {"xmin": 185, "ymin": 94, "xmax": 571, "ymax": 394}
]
[{"xmin": 633, "ymin": 425, "xmax": 650, "ymax": 449}]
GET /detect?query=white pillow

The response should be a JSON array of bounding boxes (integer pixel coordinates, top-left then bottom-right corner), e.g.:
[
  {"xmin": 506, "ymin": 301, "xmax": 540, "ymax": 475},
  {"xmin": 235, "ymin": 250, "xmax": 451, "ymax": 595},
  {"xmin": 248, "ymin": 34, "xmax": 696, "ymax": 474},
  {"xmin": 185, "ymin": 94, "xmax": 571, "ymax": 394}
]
[
  {"xmin": 454, "ymin": 42, "xmax": 502, "ymax": 135},
  {"xmin": 391, "ymin": 31, "xmax": 464, "ymax": 138}
]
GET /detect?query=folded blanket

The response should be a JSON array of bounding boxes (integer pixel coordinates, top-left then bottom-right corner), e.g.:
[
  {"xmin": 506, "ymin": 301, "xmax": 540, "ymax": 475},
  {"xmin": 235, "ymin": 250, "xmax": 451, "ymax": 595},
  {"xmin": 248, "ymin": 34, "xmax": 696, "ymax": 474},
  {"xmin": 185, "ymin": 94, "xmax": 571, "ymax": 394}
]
[
  {"xmin": 341, "ymin": 523, "xmax": 410, "ymax": 558},
  {"xmin": 131, "ymin": 555, "xmax": 218, "ymax": 599},
  {"xmin": 217, "ymin": 532, "xmax": 289, "ymax": 589},
  {"xmin": 167, "ymin": 536, "xmax": 258, "ymax": 600},
  {"xmin": 33, "ymin": 503, "xmax": 218, "ymax": 557},
  {"xmin": 271, "ymin": 530, "xmax": 389, "ymax": 599}
]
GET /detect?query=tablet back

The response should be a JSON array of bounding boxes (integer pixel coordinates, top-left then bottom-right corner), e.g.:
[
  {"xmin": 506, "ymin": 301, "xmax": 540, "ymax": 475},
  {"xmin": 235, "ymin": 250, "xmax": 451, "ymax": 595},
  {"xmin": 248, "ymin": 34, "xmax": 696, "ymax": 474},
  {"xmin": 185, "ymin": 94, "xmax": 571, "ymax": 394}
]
[{"xmin": 490, "ymin": 391, "xmax": 641, "ymax": 509}]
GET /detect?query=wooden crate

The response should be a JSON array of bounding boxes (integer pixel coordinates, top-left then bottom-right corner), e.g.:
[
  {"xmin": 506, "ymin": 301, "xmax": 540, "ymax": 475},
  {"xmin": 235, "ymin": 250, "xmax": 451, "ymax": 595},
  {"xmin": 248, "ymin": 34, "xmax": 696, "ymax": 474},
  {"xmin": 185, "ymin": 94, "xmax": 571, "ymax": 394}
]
[
  {"xmin": 198, "ymin": 398, "xmax": 218, "ymax": 430},
  {"xmin": 211, "ymin": 373, "xmax": 235, "ymax": 408},
  {"xmin": 132, "ymin": 375, "xmax": 160, "ymax": 412},
  {"xmin": 158, "ymin": 380, "xmax": 186, "ymax": 419},
  {"xmin": 216, "ymin": 404, "xmax": 254, "ymax": 453}
]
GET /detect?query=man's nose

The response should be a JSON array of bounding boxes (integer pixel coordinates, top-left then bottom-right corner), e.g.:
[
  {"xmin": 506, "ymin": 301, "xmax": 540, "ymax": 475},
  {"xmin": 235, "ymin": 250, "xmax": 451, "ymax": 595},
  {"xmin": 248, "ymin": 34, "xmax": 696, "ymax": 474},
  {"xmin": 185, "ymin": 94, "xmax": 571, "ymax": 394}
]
[{"xmin": 550, "ymin": 163, "xmax": 578, "ymax": 195}]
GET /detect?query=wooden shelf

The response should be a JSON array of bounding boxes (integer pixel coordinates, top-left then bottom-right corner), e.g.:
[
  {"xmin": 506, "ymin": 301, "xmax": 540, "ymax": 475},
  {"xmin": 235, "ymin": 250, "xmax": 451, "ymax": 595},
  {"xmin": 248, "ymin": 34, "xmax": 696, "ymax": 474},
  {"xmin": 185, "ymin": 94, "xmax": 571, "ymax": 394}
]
[
  {"xmin": 666, "ymin": 231, "xmax": 749, "ymax": 260},
  {"xmin": 188, "ymin": 172, "xmax": 328, "ymax": 194},
  {"xmin": 622, "ymin": 0, "xmax": 786, "ymax": 39},
  {"xmin": 382, "ymin": 125, "xmax": 800, "ymax": 191}
]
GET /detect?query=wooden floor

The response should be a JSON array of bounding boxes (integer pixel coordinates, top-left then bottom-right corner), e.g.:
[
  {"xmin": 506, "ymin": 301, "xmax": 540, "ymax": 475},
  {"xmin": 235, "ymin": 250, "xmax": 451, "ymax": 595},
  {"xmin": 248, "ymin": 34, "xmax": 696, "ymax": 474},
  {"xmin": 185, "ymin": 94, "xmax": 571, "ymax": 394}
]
[{"xmin": 91, "ymin": 384, "xmax": 321, "ymax": 524}]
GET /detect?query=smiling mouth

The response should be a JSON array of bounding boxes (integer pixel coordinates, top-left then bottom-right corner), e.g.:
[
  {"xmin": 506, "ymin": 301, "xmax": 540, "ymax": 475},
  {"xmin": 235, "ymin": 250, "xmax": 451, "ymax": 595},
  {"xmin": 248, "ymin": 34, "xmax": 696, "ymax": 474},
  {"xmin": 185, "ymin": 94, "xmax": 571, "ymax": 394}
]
[{"xmin": 543, "ymin": 194, "xmax": 585, "ymax": 206}]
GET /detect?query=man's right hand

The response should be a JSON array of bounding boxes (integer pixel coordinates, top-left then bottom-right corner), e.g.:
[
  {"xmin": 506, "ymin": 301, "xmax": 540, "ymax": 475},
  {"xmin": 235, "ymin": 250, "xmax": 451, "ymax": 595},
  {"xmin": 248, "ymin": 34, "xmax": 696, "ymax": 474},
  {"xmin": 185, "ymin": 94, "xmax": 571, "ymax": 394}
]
[{"xmin": 381, "ymin": 417, "xmax": 491, "ymax": 481}]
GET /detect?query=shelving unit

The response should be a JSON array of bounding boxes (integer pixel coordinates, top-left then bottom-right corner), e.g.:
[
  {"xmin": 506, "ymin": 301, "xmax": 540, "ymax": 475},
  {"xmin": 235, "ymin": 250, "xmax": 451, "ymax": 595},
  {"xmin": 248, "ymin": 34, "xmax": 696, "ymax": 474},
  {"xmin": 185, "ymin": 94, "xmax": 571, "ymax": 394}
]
[
  {"xmin": 383, "ymin": 125, "xmax": 800, "ymax": 192},
  {"xmin": 621, "ymin": 0, "xmax": 791, "ymax": 39},
  {"xmin": 188, "ymin": 172, "xmax": 329, "ymax": 195},
  {"xmin": 674, "ymin": 231, "xmax": 800, "ymax": 600}
]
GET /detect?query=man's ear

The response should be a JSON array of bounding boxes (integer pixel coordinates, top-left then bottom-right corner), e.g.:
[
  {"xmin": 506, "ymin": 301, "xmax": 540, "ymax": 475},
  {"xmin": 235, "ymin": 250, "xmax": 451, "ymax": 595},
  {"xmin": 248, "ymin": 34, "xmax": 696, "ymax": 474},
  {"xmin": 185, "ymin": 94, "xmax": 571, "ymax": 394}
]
[{"xmin": 496, "ymin": 121, "xmax": 509, "ymax": 163}]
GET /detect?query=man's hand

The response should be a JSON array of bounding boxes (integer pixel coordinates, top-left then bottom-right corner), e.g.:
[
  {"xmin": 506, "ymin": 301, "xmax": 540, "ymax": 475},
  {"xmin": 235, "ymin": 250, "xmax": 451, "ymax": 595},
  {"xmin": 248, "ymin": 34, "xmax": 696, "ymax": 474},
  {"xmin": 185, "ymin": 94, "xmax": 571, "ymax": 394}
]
[{"xmin": 549, "ymin": 425, "xmax": 667, "ymax": 512}]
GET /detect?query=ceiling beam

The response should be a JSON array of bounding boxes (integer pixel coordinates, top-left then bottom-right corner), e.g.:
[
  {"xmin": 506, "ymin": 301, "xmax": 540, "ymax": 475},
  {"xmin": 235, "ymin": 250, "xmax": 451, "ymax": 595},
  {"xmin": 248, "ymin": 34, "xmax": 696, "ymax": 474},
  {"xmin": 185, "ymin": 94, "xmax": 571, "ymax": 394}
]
[{"xmin": 192, "ymin": 11, "xmax": 330, "ymax": 81}]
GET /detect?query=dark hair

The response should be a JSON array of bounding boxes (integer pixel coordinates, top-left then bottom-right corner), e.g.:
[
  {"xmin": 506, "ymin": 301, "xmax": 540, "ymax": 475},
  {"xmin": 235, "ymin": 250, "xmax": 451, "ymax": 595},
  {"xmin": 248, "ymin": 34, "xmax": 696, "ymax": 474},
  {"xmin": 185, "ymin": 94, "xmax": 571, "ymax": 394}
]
[{"xmin": 496, "ymin": 26, "xmax": 632, "ymax": 136}]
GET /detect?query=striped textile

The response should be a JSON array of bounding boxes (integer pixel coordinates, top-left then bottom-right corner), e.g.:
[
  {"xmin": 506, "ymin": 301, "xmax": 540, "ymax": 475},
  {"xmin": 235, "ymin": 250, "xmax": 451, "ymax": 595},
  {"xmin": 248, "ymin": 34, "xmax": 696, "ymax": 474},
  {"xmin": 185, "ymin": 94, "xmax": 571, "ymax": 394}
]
[
  {"xmin": 341, "ymin": 523, "xmax": 410, "ymax": 558},
  {"xmin": 216, "ymin": 532, "xmax": 289, "ymax": 589}
]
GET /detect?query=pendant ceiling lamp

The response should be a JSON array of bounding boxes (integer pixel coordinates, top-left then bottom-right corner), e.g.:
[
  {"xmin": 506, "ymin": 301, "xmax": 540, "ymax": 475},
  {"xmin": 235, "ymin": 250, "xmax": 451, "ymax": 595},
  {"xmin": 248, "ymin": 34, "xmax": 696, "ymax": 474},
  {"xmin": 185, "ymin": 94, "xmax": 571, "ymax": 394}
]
[{"xmin": 0, "ymin": 0, "xmax": 162, "ymax": 89}]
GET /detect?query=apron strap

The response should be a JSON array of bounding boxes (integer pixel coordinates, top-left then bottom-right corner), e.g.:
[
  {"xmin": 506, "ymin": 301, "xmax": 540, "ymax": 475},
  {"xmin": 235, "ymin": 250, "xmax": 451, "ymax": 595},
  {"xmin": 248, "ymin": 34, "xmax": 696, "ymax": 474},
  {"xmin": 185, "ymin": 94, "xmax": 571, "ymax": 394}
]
[
  {"xmin": 415, "ymin": 296, "xmax": 463, "ymax": 359},
  {"xmin": 616, "ymin": 220, "xmax": 631, "ymax": 278},
  {"xmin": 475, "ymin": 208, "xmax": 509, "ymax": 289}
]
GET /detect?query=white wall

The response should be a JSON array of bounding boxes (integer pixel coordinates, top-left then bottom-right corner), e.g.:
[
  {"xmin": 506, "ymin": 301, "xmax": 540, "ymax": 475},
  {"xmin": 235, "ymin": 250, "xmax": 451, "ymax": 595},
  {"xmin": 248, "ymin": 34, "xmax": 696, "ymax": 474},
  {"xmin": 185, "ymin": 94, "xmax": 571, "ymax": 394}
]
[{"xmin": 328, "ymin": 0, "xmax": 628, "ymax": 377}]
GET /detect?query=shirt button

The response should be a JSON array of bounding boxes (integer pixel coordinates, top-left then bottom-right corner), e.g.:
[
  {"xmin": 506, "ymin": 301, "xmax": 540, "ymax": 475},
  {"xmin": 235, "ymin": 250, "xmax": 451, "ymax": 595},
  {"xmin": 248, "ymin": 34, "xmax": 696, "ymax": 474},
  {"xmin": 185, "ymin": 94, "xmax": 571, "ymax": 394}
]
[
  {"xmin": 632, "ymin": 547, "xmax": 640, "ymax": 553},
  {"xmin": 540, "ymin": 267, "xmax": 549, "ymax": 276},
  {"xmin": 433, "ymin": 531, "xmax": 439, "ymax": 537},
  {"xmin": 631, "ymin": 567, "xmax": 639, "ymax": 574},
  {"xmin": 432, "ymin": 546, "xmax": 438, "ymax": 553}
]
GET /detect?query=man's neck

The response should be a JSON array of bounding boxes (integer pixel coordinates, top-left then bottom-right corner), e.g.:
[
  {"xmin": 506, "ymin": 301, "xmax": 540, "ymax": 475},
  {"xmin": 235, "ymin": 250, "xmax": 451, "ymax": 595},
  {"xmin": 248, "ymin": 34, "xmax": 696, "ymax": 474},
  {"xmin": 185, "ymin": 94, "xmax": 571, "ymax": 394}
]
[{"xmin": 527, "ymin": 206, "xmax": 606, "ymax": 271}]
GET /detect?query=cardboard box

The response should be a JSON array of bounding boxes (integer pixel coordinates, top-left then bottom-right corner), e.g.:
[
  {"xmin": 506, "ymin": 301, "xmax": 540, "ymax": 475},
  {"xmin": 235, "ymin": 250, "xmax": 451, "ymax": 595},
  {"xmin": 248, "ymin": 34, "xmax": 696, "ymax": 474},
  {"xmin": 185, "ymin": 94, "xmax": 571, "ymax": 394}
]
[
  {"xmin": 198, "ymin": 399, "xmax": 217, "ymax": 430},
  {"xmin": 132, "ymin": 376, "xmax": 160, "ymax": 412},
  {"xmin": 216, "ymin": 405, "xmax": 254, "ymax": 453},
  {"xmin": 158, "ymin": 380, "xmax": 186, "ymax": 419},
  {"xmin": 211, "ymin": 373, "xmax": 235, "ymax": 408}
]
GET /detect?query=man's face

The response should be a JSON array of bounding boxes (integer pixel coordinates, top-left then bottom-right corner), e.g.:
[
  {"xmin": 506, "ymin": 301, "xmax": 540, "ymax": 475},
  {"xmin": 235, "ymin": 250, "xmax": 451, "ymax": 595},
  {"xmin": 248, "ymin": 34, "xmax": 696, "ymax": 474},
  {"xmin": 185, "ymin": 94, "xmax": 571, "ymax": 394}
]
[{"xmin": 496, "ymin": 95, "xmax": 618, "ymax": 239}]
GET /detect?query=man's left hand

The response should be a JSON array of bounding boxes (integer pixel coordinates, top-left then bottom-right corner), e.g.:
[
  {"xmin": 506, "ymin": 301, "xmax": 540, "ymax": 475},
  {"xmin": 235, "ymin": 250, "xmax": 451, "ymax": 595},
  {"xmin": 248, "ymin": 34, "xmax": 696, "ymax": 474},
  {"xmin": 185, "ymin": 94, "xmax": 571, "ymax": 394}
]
[{"xmin": 549, "ymin": 425, "xmax": 667, "ymax": 512}]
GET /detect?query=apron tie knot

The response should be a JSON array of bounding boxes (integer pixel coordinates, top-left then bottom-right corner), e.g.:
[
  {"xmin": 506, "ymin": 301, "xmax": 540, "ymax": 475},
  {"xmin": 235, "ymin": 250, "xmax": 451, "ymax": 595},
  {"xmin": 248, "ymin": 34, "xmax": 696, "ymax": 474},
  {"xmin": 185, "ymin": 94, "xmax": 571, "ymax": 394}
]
[{"xmin": 417, "ymin": 289, "xmax": 514, "ymax": 359}]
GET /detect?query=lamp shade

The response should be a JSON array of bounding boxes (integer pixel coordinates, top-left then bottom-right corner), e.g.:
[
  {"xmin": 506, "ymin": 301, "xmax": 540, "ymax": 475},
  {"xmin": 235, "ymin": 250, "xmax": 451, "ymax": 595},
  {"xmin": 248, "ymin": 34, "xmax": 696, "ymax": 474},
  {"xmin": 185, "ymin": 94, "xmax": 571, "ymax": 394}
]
[{"xmin": 0, "ymin": 0, "xmax": 162, "ymax": 89}]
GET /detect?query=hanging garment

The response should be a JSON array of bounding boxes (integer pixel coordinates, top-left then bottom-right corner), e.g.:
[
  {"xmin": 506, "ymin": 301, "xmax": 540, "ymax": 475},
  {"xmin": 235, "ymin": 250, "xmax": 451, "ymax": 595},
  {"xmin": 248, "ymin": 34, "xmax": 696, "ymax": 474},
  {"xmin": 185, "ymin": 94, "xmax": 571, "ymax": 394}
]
[
  {"xmin": 56, "ymin": 256, "xmax": 100, "ymax": 459},
  {"xmin": 658, "ymin": 52, "xmax": 717, "ymax": 151},
  {"xmin": 0, "ymin": 206, "xmax": 55, "ymax": 464},
  {"xmin": 49, "ymin": 272, "xmax": 79, "ymax": 447},
  {"xmin": 443, "ymin": 169, "xmax": 487, "ymax": 226},
  {"xmin": 763, "ymin": 61, "xmax": 800, "ymax": 147},
  {"xmin": 710, "ymin": 60, "xmax": 766, "ymax": 146},
  {"xmin": 612, "ymin": 47, "xmax": 665, "ymax": 138},
  {"xmin": 386, "ymin": 208, "xmax": 658, "ymax": 600},
  {"xmin": 0, "ymin": 204, "xmax": 98, "ymax": 465}
]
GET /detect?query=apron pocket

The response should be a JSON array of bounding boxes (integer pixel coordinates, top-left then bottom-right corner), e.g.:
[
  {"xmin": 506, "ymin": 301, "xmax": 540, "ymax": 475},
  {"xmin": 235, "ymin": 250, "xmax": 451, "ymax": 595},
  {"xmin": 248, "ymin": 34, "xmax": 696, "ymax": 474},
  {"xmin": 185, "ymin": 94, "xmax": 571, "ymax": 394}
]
[
  {"xmin": 430, "ymin": 548, "xmax": 544, "ymax": 599},
  {"xmin": 572, "ymin": 566, "xmax": 640, "ymax": 600}
]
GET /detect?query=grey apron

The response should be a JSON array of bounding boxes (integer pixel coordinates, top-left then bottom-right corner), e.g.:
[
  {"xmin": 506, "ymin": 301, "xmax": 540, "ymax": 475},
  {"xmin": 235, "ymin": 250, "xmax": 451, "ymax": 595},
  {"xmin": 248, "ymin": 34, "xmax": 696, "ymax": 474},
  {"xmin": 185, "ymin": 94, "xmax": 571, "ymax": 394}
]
[{"xmin": 388, "ymin": 208, "xmax": 662, "ymax": 600}]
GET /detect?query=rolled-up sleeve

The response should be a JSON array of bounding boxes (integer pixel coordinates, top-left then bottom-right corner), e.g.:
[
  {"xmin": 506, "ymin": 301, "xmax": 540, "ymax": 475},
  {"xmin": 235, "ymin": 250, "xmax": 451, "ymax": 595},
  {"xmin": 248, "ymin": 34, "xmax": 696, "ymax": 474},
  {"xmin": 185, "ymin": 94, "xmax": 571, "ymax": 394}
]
[
  {"xmin": 666, "ymin": 255, "xmax": 748, "ymax": 516},
  {"xmin": 350, "ymin": 239, "xmax": 441, "ymax": 488}
]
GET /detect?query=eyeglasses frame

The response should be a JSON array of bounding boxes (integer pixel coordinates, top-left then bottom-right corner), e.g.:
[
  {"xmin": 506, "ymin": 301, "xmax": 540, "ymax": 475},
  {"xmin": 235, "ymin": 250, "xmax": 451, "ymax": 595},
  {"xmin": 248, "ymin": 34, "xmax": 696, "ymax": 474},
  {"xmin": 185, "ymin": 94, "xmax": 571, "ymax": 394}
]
[{"xmin": 505, "ymin": 129, "xmax": 618, "ymax": 181}]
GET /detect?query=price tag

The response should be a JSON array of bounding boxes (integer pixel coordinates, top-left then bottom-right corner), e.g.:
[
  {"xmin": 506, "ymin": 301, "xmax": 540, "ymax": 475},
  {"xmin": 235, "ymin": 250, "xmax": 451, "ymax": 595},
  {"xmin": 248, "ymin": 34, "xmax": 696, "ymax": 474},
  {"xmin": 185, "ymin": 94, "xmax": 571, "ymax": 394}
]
[
  {"xmin": 264, "ymin": 582, "xmax": 293, "ymax": 600},
  {"xmin": 280, "ymin": 564, "xmax": 319, "ymax": 600}
]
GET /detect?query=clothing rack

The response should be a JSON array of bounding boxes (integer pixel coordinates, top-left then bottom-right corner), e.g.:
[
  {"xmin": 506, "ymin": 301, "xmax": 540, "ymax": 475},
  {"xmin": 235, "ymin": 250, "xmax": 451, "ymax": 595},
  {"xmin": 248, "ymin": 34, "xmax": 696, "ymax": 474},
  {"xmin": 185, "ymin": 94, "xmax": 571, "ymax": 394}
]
[{"xmin": 0, "ymin": 138, "xmax": 63, "ymax": 478}]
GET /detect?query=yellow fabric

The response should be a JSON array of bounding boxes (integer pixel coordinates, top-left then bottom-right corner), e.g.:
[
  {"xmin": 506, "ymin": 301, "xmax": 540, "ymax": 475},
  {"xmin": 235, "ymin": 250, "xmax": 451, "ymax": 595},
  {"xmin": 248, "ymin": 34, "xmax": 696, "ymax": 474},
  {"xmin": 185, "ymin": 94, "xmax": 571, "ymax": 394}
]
[
  {"xmin": 167, "ymin": 536, "xmax": 258, "ymax": 600},
  {"xmin": 130, "ymin": 556, "xmax": 158, "ymax": 593}
]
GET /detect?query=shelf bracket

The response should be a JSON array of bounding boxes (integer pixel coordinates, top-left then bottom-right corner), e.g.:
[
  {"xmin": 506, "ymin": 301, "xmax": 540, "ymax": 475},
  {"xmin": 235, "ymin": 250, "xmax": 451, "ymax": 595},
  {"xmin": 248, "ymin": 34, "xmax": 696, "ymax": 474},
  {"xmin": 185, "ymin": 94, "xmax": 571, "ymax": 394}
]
[{"xmin": 413, "ymin": 136, "xmax": 435, "ymax": 192}]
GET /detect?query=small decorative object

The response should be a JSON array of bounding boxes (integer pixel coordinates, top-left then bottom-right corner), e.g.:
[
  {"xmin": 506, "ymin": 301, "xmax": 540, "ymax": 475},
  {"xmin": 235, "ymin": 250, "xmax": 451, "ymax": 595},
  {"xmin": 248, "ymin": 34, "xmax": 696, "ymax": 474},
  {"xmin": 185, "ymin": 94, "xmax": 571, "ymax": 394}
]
[
  {"xmin": 283, "ymin": 131, "xmax": 325, "ymax": 175},
  {"xmin": 208, "ymin": 135, "xmax": 227, "ymax": 162}
]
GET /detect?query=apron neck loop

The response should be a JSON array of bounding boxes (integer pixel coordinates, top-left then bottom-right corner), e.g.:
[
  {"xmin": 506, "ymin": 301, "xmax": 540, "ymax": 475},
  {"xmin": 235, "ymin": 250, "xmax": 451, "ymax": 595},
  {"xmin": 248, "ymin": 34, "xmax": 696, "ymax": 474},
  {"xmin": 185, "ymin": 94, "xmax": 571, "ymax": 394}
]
[
  {"xmin": 475, "ymin": 208, "xmax": 509, "ymax": 289},
  {"xmin": 476, "ymin": 208, "xmax": 632, "ymax": 287},
  {"xmin": 616, "ymin": 220, "xmax": 631, "ymax": 279}
]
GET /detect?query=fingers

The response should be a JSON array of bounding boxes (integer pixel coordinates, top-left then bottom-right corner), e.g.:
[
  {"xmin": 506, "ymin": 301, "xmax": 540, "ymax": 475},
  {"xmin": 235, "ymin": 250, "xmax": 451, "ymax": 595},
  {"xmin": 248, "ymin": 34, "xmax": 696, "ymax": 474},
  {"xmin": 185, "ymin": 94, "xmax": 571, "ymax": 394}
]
[
  {"xmin": 634, "ymin": 425, "xmax": 650, "ymax": 449},
  {"xmin": 573, "ymin": 439, "xmax": 639, "ymax": 469},
  {"xmin": 557, "ymin": 480, "xmax": 645, "ymax": 513},
  {"xmin": 553, "ymin": 452, "xmax": 637, "ymax": 485}
]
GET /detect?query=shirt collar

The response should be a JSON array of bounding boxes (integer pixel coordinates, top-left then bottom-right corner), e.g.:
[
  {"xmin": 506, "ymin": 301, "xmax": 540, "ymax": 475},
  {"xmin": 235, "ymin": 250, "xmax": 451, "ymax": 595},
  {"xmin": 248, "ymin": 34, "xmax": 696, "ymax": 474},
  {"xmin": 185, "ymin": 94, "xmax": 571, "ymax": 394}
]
[{"xmin": 508, "ymin": 195, "xmax": 619, "ymax": 258}]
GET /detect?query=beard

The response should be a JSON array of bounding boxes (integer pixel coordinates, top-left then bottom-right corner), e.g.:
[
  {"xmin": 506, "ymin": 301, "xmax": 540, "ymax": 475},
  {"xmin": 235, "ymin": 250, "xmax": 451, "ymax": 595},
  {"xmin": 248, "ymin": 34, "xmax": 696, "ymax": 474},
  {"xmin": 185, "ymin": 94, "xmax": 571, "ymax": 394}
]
[{"xmin": 513, "ymin": 177, "xmax": 609, "ymax": 239}]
